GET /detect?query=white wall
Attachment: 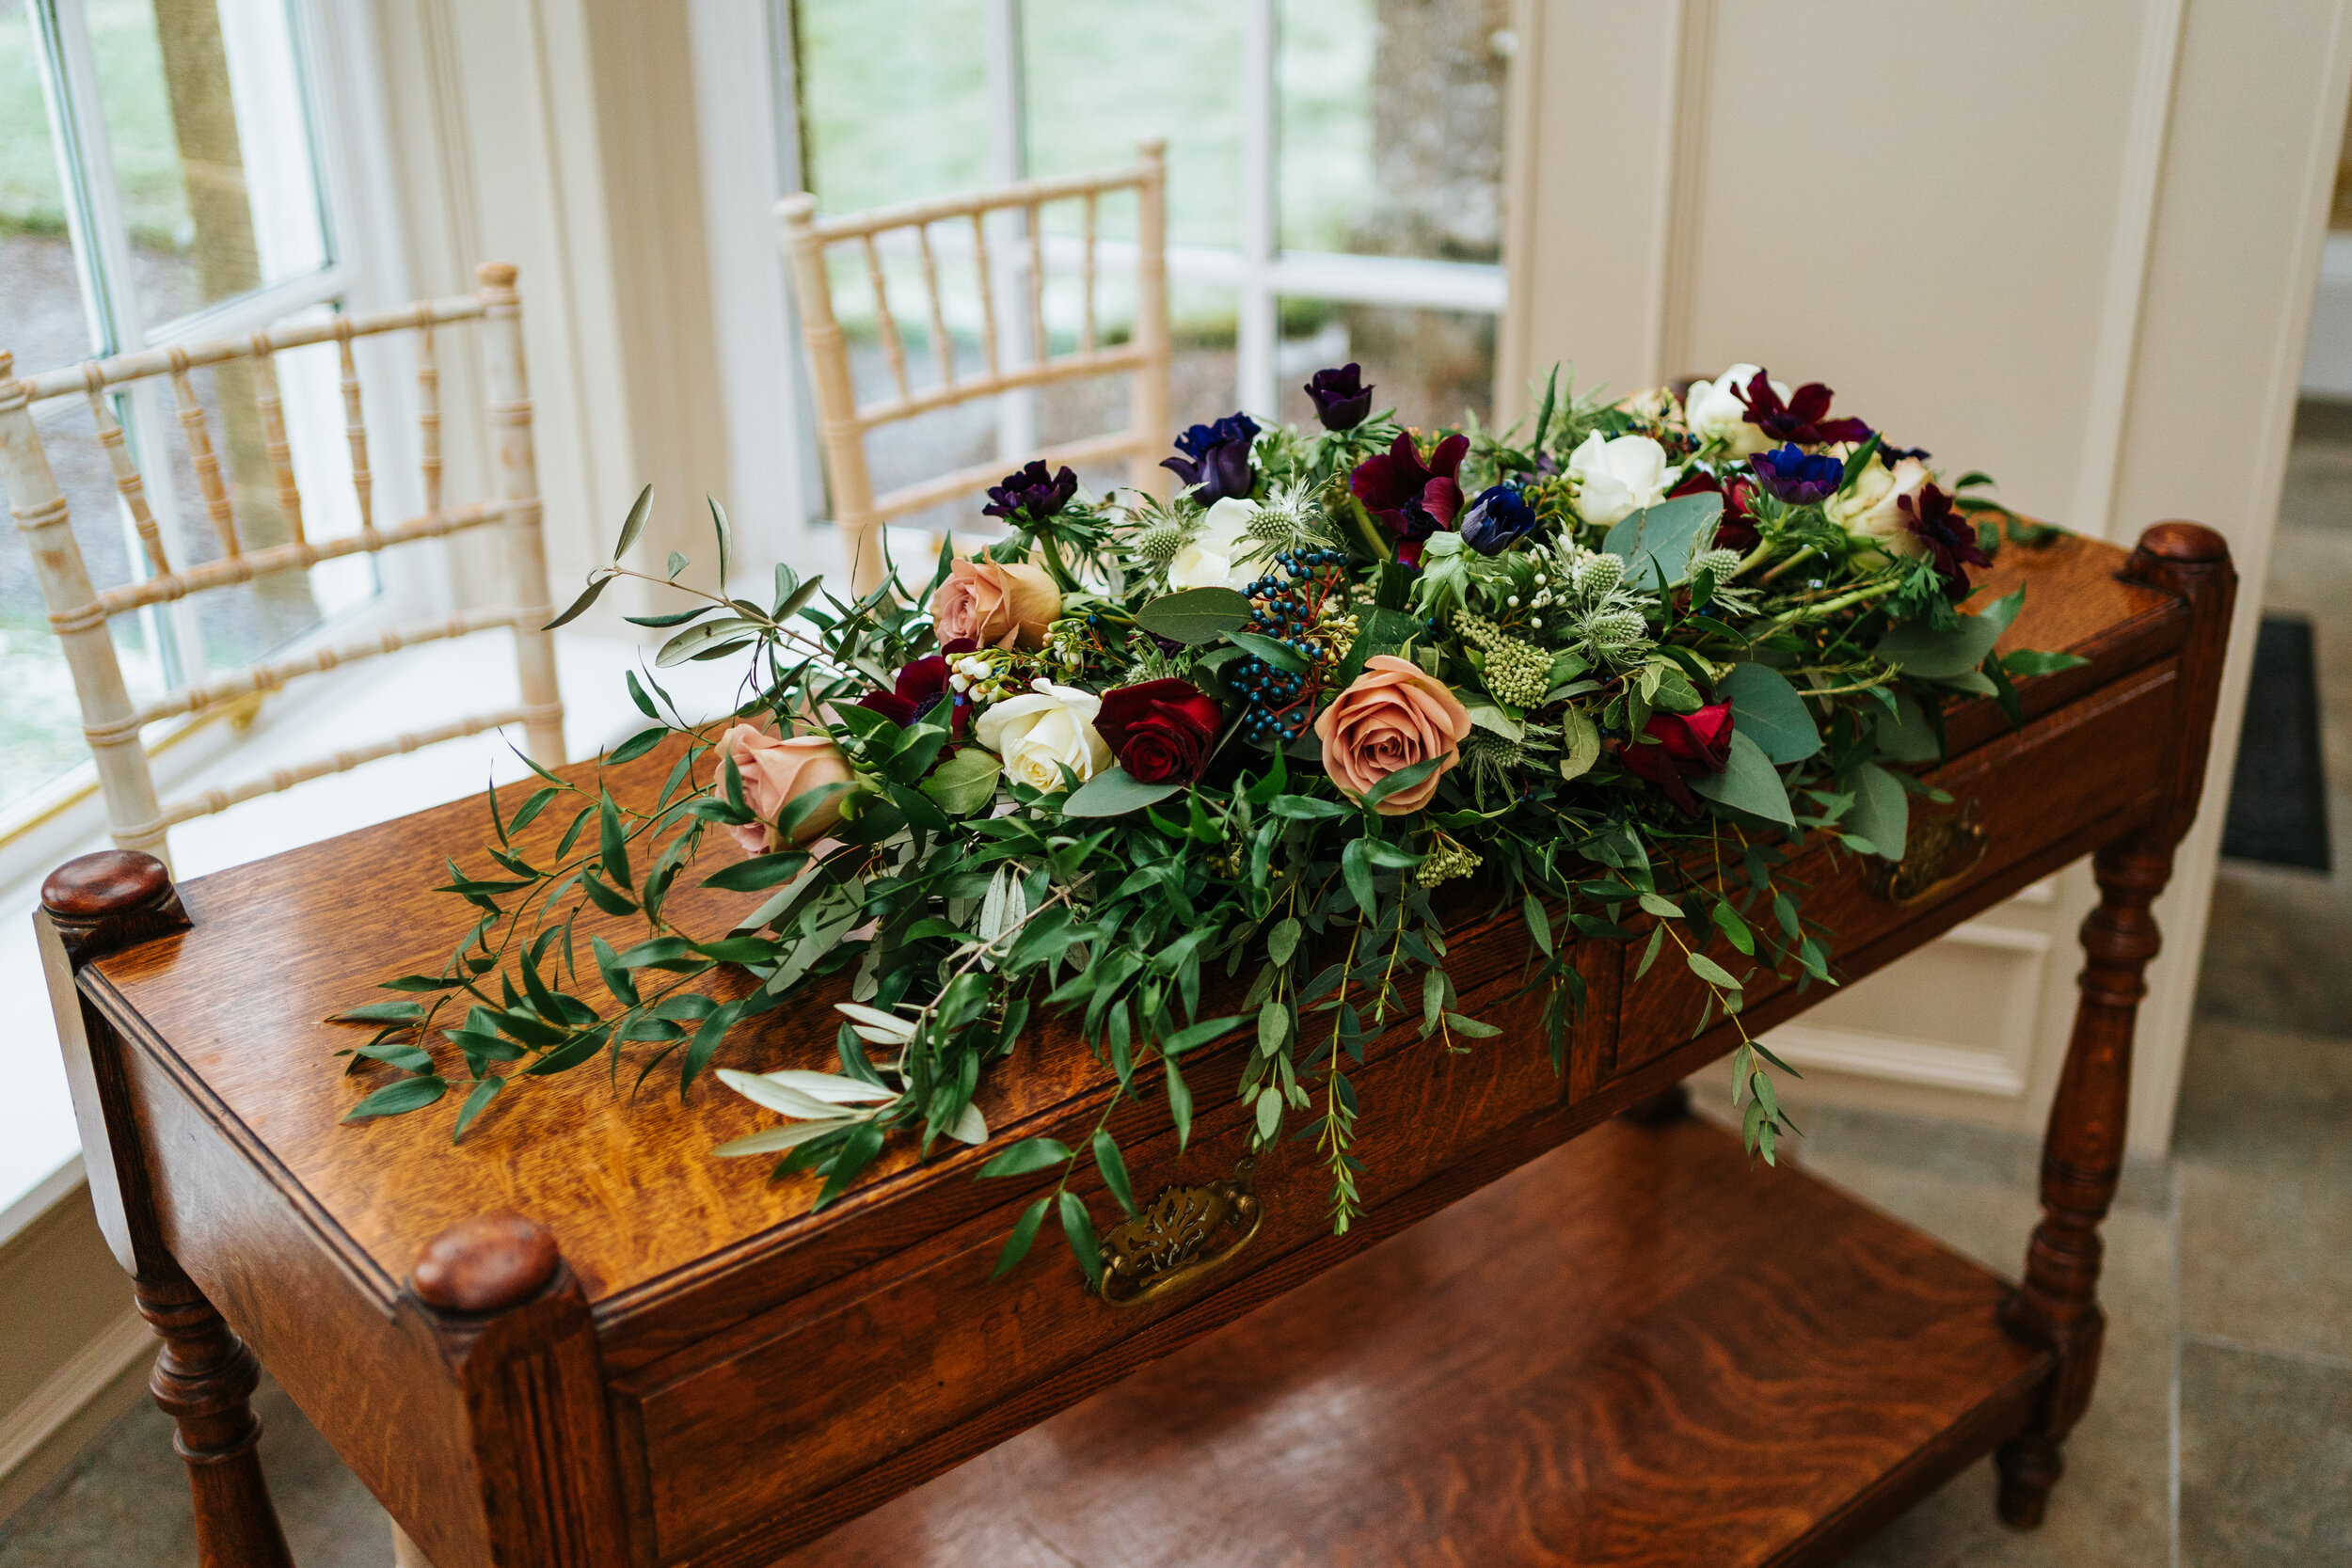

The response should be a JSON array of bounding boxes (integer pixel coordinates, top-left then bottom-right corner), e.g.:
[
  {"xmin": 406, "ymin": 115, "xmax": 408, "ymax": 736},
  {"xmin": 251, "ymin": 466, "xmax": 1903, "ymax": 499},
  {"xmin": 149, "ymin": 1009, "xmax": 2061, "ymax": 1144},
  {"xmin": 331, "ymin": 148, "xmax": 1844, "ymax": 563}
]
[{"xmin": 1502, "ymin": 0, "xmax": 2352, "ymax": 1154}]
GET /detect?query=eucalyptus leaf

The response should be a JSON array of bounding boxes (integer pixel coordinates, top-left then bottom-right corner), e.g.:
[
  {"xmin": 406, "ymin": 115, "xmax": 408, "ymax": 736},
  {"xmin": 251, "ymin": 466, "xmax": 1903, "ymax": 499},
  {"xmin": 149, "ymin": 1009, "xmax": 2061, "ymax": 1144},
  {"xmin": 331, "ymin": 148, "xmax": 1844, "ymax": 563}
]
[
  {"xmin": 1717, "ymin": 662, "xmax": 1822, "ymax": 763},
  {"xmin": 1874, "ymin": 588, "xmax": 2024, "ymax": 679},
  {"xmin": 920, "ymin": 749, "xmax": 1003, "ymax": 816},
  {"xmin": 1846, "ymin": 760, "xmax": 1910, "ymax": 861},
  {"xmin": 1689, "ymin": 732, "xmax": 1796, "ymax": 827},
  {"xmin": 1603, "ymin": 492, "xmax": 1721, "ymax": 588},
  {"xmin": 1135, "ymin": 586, "xmax": 1251, "ymax": 644}
]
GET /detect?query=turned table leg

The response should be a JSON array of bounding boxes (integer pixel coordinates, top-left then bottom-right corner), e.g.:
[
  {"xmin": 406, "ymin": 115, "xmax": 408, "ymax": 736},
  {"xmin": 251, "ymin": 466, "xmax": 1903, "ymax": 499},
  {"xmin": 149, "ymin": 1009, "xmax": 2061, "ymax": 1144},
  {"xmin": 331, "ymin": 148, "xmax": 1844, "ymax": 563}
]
[
  {"xmin": 1994, "ymin": 837, "xmax": 2169, "ymax": 1527},
  {"xmin": 1994, "ymin": 519, "xmax": 2236, "ymax": 1527},
  {"xmin": 137, "ymin": 1267, "xmax": 296, "ymax": 1568},
  {"xmin": 38, "ymin": 851, "xmax": 294, "ymax": 1568}
]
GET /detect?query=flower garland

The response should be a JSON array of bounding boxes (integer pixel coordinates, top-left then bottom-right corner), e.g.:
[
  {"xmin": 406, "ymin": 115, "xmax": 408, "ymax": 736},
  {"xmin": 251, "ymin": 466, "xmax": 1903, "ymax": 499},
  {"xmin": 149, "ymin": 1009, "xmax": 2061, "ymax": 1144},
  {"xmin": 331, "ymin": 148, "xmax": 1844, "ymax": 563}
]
[{"xmin": 335, "ymin": 362, "xmax": 2079, "ymax": 1287}]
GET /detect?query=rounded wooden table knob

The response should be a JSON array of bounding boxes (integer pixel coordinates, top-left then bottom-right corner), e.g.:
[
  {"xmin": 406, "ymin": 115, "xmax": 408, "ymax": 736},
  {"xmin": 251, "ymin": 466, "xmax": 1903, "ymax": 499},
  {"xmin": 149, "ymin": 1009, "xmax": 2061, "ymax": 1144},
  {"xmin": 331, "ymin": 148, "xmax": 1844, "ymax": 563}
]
[
  {"xmin": 2139, "ymin": 520, "xmax": 2229, "ymax": 563},
  {"xmin": 42, "ymin": 849, "xmax": 172, "ymax": 918},
  {"xmin": 411, "ymin": 1214, "xmax": 559, "ymax": 1312}
]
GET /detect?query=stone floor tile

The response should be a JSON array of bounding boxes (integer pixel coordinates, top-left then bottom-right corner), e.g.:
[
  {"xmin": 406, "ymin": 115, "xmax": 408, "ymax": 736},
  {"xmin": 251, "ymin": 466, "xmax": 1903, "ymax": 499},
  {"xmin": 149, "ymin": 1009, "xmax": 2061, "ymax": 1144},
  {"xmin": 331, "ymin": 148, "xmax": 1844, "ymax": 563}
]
[
  {"xmin": 2178, "ymin": 1338, "xmax": 2352, "ymax": 1566},
  {"xmin": 0, "ymin": 1380, "xmax": 382, "ymax": 1568}
]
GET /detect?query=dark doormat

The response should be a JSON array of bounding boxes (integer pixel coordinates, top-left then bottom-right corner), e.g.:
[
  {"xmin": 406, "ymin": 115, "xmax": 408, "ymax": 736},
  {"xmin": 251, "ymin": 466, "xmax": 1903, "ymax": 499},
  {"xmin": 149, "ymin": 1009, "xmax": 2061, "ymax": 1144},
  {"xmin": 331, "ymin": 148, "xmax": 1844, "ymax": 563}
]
[{"xmin": 2220, "ymin": 614, "xmax": 2331, "ymax": 871}]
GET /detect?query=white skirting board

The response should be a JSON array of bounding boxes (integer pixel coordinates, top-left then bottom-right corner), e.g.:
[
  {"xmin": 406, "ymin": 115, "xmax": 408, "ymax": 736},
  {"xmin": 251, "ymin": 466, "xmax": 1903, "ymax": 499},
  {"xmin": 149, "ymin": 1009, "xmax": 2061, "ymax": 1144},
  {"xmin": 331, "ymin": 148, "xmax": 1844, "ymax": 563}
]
[
  {"xmin": 0, "ymin": 1308, "xmax": 151, "ymax": 1486},
  {"xmin": 2302, "ymin": 232, "xmax": 2352, "ymax": 397}
]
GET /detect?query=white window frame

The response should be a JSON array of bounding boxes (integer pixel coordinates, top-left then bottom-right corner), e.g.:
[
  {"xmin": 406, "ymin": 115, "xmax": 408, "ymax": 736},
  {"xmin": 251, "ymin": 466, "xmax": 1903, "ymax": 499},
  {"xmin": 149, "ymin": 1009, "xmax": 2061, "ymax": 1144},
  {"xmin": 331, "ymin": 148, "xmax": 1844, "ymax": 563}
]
[
  {"xmin": 691, "ymin": 0, "xmax": 1508, "ymax": 567},
  {"xmin": 1, "ymin": 0, "xmax": 417, "ymax": 880}
]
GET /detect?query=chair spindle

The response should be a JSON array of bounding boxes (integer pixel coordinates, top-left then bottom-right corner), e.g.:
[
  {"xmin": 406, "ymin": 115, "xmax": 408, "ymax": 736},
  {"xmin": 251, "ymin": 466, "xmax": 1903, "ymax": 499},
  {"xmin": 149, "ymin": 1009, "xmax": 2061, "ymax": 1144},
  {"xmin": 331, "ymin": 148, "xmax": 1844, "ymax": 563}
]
[
  {"xmin": 83, "ymin": 370, "xmax": 168, "ymax": 577},
  {"xmin": 166, "ymin": 351, "xmax": 239, "ymax": 559},
  {"xmin": 970, "ymin": 211, "xmax": 1002, "ymax": 377},
  {"xmin": 417, "ymin": 324, "xmax": 442, "ymax": 515},
  {"xmin": 915, "ymin": 223, "xmax": 955, "ymax": 388},
  {"xmin": 1025, "ymin": 202, "xmax": 1048, "ymax": 366},
  {"xmin": 861, "ymin": 233, "xmax": 912, "ymax": 401},
  {"xmin": 335, "ymin": 321, "xmax": 375, "ymax": 541},
  {"xmin": 246, "ymin": 334, "xmax": 307, "ymax": 546},
  {"xmin": 1081, "ymin": 192, "xmax": 1099, "ymax": 354}
]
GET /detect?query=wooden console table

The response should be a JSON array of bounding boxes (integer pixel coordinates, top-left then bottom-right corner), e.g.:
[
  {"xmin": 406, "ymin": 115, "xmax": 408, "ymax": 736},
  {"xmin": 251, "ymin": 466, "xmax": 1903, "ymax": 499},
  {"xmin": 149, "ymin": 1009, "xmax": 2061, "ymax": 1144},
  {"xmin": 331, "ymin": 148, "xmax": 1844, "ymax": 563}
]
[{"xmin": 36, "ymin": 523, "xmax": 2233, "ymax": 1567}]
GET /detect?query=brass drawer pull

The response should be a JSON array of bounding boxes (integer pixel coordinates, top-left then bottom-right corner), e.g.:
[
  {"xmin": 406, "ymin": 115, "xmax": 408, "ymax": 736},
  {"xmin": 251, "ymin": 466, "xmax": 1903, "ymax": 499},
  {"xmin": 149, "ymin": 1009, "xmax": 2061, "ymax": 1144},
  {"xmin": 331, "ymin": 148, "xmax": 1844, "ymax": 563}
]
[
  {"xmin": 1871, "ymin": 797, "xmax": 1989, "ymax": 907},
  {"xmin": 1097, "ymin": 1156, "xmax": 1263, "ymax": 1307}
]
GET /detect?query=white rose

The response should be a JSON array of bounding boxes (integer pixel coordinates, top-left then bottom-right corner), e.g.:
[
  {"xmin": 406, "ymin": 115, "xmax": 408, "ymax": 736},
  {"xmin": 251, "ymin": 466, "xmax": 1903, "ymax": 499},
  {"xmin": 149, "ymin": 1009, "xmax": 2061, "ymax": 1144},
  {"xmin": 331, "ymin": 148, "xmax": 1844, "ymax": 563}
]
[
  {"xmin": 975, "ymin": 678, "xmax": 1114, "ymax": 792},
  {"xmin": 1826, "ymin": 456, "xmax": 1933, "ymax": 563},
  {"xmin": 1685, "ymin": 363, "xmax": 1788, "ymax": 457},
  {"xmin": 1566, "ymin": 432, "xmax": 1671, "ymax": 529},
  {"xmin": 1166, "ymin": 497, "xmax": 1267, "ymax": 592}
]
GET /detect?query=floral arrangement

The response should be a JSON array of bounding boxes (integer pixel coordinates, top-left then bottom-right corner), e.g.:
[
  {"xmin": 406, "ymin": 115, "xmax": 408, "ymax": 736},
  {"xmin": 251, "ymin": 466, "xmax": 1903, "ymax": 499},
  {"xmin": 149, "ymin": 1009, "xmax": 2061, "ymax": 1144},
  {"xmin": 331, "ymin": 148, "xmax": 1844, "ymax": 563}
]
[{"xmin": 335, "ymin": 362, "xmax": 2079, "ymax": 1287}]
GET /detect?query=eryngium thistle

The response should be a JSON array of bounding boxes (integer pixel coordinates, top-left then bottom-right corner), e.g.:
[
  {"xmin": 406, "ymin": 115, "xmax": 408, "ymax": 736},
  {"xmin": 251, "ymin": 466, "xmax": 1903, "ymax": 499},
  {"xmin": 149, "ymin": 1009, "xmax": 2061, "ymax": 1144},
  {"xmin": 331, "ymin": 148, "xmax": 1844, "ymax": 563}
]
[
  {"xmin": 1574, "ymin": 553, "xmax": 1625, "ymax": 598},
  {"xmin": 1136, "ymin": 523, "xmax": 1187, "ymax": 564},
  {"xmin": 1691, "ymin": 546, "xmax": 1743, "ymax": 582}
]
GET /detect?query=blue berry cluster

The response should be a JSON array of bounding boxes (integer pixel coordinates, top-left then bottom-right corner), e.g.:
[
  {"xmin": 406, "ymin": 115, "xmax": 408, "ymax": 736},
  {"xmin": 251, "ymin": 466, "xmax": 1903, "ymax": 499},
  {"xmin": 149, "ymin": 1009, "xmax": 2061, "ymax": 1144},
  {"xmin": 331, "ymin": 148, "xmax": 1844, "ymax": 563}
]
[{"xmin": 1234, "ymin": 549, "xmax": 1344, "ymax": 743}]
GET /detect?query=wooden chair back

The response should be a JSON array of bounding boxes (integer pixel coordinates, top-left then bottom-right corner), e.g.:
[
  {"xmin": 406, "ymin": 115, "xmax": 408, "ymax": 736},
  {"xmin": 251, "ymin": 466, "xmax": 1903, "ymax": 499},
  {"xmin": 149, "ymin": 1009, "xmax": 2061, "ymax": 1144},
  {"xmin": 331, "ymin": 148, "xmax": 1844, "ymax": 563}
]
[
  {"xmin": 779, "ymin": 140, "xmax": 1172, "ymax": 594},
  {"xmin": 0, "ymin": 262, "xmax": 564, "ymax": 867}
]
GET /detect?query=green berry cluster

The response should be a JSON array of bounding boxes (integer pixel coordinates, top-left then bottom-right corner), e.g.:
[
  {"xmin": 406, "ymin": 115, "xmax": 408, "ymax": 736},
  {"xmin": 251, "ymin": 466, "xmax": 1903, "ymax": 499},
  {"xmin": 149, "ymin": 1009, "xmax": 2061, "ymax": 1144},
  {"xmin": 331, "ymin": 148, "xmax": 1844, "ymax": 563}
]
[
  {"xmin": 1454, "ymin": 610, "xmax": 1553, "ymax": 707},
  {"xmin": 1414, "ymin": 836, "xmax": 1483, "ymax": 887}
]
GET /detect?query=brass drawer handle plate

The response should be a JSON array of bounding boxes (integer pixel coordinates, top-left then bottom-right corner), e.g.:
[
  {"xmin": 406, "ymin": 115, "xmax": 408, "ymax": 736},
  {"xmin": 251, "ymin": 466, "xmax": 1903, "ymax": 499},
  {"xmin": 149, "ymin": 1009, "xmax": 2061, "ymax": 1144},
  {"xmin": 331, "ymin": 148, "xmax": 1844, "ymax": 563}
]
[
  {"xmin": 1097, "ymin": 1156, "xmax": 1262, "ymax": 1307},
  {"xmin": 1871, "ymin": 797, "xmax": 1989, "ymax": 908}
]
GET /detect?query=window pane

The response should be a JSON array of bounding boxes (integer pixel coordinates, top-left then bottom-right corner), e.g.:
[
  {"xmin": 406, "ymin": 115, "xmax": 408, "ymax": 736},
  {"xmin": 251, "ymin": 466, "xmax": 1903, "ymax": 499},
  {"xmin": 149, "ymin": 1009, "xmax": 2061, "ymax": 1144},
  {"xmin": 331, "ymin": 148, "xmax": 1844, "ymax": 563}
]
[
  {"xmin": 144, "ymin": 332, "xmax": 373, "ymax": 676},
  {"xmin": 1274, "ymin": 298, "xmax": 1493, "ymax": 432},
  {"xmin": 1, "ymin": 0, "xmax": 137, "ymax": 815},
  {"xmin": 1021, "ymin": 0, "xmax": 1244, "ymax": 250},
  {"xmin": 2, "ymin": 0, "xmax": 99, "ymax": 368},
  {"xmin": 1279, "ymin": 0, "xmax": 1509, "ymax": 262},
  {"xmin": 797, "ymin": 0, "xmax": 992, "ymax": 210},
  {"xmin": 87, "ymin": 0, "xmax": 331, "ymax": 330}
]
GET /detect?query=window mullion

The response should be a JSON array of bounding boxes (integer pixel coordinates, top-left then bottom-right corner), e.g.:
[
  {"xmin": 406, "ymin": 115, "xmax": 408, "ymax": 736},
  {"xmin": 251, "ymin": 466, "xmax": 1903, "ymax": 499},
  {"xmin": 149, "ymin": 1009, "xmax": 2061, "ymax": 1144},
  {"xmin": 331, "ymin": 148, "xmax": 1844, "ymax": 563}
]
[
  {"xmin": 37, "ymin": 0, "xmax": 143, "ymax": 358},
  {"xmin": 986, "ymin": 0, "xmax": 1035, "ymax": 466},
  {"xmin": 1237, "ymin": 0, "xmax": 1278, "ymax": 419}
]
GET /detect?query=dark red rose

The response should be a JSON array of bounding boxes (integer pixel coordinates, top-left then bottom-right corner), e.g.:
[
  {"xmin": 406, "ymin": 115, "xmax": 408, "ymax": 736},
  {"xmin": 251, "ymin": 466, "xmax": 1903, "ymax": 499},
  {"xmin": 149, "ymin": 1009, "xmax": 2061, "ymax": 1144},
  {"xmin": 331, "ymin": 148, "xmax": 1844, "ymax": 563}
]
[
  {"xmin": 1350, "ymin": 431, "xmax": 1469, "ymax": 564},
  {"xmin": 1619, "ymin": 701, "xmax": 1734, "ymax": 814},
  {"xmin": 856, "ymin": 639, "xmax": 977, "ymax": 736},
  {"xmin": 1898, "ymin": 483, "xmax": 1993, "ymax": 600},
  {"xmin": 1095, "ymin": 678, "xmax": 1222, "ymax": 784},
  {"xmin": 1733, "ymin": 371, "xmax": 1872, "ymax": 447},
  {"xmin": 1665, "ymin": 468, "xmax": 1759, "ymax": 554}
]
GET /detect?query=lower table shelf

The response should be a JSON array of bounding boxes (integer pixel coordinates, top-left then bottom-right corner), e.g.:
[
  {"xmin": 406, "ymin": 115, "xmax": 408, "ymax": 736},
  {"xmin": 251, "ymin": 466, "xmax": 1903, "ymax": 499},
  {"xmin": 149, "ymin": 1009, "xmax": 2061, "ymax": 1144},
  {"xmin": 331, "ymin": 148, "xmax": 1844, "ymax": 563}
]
[{"xmin": 780, "ymin": 1112, "xmax": 2053, "ymax": 1568}]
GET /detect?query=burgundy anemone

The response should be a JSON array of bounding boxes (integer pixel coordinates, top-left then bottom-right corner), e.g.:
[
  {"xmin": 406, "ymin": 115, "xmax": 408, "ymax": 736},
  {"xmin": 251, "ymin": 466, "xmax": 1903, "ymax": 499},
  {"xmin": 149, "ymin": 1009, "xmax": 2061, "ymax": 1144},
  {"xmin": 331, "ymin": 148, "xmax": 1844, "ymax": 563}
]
[
  {"xmin": 1898, "ymin": 483, "xmax": 1993, "ymax": 599},
  {"xmin": 856, "ymin": 638, "xmax": 977, "ymax": 736},
  {"xmin": 1734, "ymin": 372, "xmax": 1872, "ymax": 447},
  {"xmin": 1350, "ymin": 431, "xmax": 1469, "ymax": 565}
]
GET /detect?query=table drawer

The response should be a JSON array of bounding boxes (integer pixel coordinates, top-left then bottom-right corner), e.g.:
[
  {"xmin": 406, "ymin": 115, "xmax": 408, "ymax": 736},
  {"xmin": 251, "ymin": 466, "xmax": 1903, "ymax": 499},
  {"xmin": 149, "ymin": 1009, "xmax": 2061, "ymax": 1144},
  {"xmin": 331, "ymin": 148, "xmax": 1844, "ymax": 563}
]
[
  {"xmin": 620, "ymin": 983, "xmax": 1565, "ymax": 1562},
  {"xmin": 1612, "ymin": 657, "xmax": 2177, "ymax": 1076}
]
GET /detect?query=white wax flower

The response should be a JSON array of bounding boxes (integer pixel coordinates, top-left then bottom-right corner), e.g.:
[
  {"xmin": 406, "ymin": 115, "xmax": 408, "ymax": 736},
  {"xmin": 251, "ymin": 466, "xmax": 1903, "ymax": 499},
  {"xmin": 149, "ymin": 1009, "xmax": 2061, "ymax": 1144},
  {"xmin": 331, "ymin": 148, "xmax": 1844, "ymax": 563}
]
[
  {"xmin": 1166, "ymin": 497, "xmax": 1267, "ymax": 592},
  {"xmin": 1684, "ymin": 363, "xmax": 1788, "ymax": 457},
  {"xmin": 1566, "ymin": 432, "xmax": 1671, "ymax": 529},
  {"xmin": 975, "ymin": 678, "xmax": 1113, "ymax": 792}
]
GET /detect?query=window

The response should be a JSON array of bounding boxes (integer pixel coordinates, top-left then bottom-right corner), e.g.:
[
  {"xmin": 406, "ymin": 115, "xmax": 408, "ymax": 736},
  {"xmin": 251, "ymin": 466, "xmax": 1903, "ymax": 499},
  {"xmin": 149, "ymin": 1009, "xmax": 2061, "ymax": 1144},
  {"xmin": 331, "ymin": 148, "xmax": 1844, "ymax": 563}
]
[
  {"xmin": 0, "ymin": 0, "xmax": 382, "ymax": 825},
  {"xmin": 775, "ymin": 0, "xmax": 1512, "ymax": 538}
]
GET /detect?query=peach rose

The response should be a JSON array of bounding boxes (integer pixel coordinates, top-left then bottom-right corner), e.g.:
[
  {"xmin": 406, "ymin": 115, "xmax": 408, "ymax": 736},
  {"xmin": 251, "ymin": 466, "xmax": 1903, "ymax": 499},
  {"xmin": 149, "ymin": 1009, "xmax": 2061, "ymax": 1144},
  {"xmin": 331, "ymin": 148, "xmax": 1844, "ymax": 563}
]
[
  {"xmin": 1312, "ymin": 655, "xmax": 1473, "ymax": 816},
  {"xmin": 929, "ymin": 559, "xmax": 1061, "ymax": 650},
  {"xmin": 712, "ymin": 723, "xmax": 853, "ymax": 855}
]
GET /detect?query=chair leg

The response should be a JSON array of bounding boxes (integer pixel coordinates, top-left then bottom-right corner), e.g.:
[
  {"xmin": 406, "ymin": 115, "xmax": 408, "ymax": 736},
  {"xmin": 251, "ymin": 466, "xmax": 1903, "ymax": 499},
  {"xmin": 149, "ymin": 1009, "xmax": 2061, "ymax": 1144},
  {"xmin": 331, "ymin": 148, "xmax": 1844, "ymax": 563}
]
[
  {"xmin": 1994, "ymin": 837, "xmax": 2170, "ymax": 1528},
  {"xmin": 135, "ymin": 1266, "xmax": 295, "ymax": 1568}
]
